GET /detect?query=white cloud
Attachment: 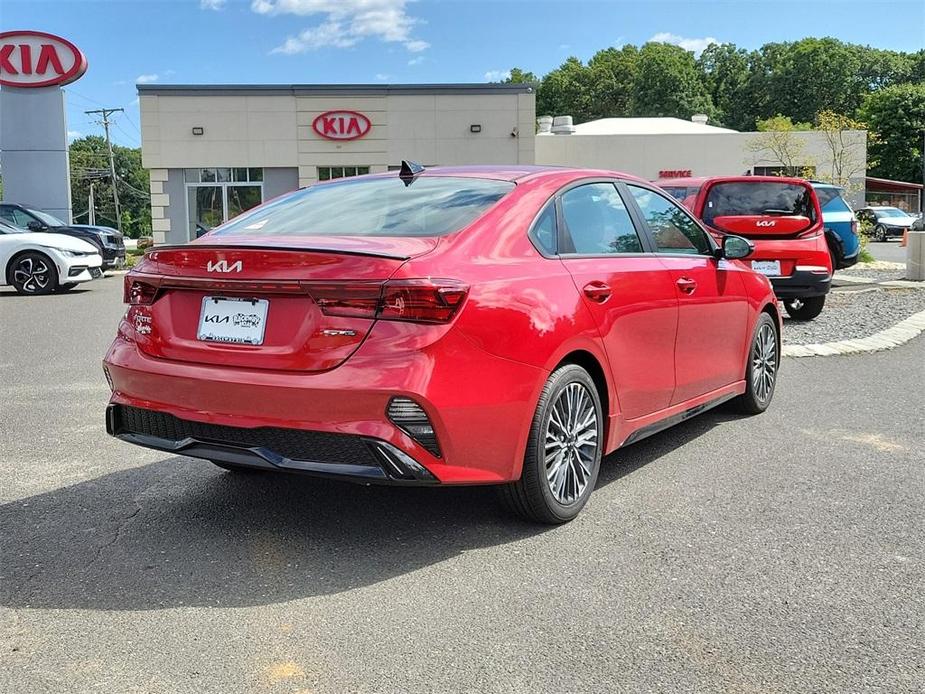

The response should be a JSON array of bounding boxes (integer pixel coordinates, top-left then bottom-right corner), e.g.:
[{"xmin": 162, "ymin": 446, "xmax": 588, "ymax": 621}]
[
  {"xmin": 649, "ymin": 32, "xmax": 719, "ymax": 57},
  {"xmin": 375, "ymin": 73, "xmax": 390, "ymax": 81},
  {"xmin": 255, "ymin": 0, "xmax": 428, "ymax": 54},
  {"xmin": 136, "ymin": 73, "xmax": 160, "ymax": 84},
  {"xmin": 484, "ymin": 69, "xmax": 511, "ymax": 82},
  {"xmin": 407, "ymin": 55, "xmax": 424, "ymax": 66},
  {"xmin": 200, "ymin": 0, "xmax": 226, "ymax": 9},
  {"xmin": 67, "ymin": 130, "xmax": 83, "ymax": 140}
]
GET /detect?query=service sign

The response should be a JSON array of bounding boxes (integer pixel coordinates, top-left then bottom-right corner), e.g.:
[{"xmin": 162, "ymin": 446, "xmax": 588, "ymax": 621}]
[
  {"xmin": 658, "ymin": 169, "xmax": 693, "ymax": 178},
  {"xmin": 312, "ymin": 110, "xmax": 371, "ymax": 141},
  {"xmin": 0, "ymin": 30, "xmax": 88, "ymax": 88}
]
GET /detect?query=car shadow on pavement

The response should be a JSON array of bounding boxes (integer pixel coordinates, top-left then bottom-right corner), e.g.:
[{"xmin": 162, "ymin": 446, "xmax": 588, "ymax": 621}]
[{"xmin": 0, "ymin": 410, "xmax": 736, "ymax": 612}]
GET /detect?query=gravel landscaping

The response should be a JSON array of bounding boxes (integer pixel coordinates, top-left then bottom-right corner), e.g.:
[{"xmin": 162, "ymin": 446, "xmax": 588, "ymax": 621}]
[
  {"xmin": 782, "ymin": 287, "xmax": 925, "ymax": 345},
  {"xmin": 836, "ymin": 267, "xmax": 910, "ymax": 283}
]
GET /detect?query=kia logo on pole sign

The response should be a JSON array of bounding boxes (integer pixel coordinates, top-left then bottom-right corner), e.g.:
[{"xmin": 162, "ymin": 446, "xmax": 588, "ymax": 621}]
[
  {"xmin": 312, "ymin": 110, "xmax": 372, "ymax": 141},
  {"xmin": 0, "ymin": 30, "xmax": 88, "ymax": 88}
]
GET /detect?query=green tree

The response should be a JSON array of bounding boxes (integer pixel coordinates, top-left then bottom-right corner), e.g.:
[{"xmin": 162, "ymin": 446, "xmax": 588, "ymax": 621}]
[
  {"xmin": 630, "ymin": 42, "xmax": 713, "ymax": 119},
  {"xmin": 747, "ymin": 115, "xmax": 816, "ymax": 176},
  {"xmin": 698, "ymin": 43, "xmax": 750, "ymax": 128},
  {"xmin": 763, "ymin": 38, "xmax": 864, "ymax": 124},
  {"xmin": 586, "ymin": 45, "xmax": 639, "ymax": 118},
  {"xmin": 814, "ymin": 110, "xmax": 870, "ymax": 190},
  {"xmin": 69, "ymin": 136, "xmax": 151, "ymax": 238},
  {"xmin": 502, "ymin": 67, "xmax": 538, "ymax": 84},
  {"xmin": 536, "ymin": 57, "xmax": 594, "ymax": 122},
  {"xmin": 861, "ymin": 83, "xmax": 925, "ymax": 182}
]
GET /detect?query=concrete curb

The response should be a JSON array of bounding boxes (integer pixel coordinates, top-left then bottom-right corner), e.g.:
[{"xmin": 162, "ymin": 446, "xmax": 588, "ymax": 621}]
[{"xmin": 783, "ymin": 309, "xmax": 925, "ymax": 358}]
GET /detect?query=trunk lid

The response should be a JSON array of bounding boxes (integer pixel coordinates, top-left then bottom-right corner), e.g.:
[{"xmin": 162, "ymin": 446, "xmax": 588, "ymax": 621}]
[
  {"xmin": 130, "ymin": 238, "xmax": 436, "ymax": 372},
  {"xmin": 702, "ymin": 180, "xmax": 821, "ymax": 239}
]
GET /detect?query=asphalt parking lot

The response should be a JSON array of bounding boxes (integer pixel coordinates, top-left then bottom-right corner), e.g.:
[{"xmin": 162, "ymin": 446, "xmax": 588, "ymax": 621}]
[{"xmin": 1, "ymin": 275, "xmax": 923, "ymax": 693}]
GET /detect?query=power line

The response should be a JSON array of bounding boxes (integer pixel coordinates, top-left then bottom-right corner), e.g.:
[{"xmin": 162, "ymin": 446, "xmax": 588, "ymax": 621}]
[{"xmin": 85, "ymin": 107, "xmax": 125, "ymax": 232}]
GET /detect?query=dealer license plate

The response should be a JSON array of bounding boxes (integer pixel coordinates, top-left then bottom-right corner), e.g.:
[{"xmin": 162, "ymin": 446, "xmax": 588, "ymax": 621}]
[
  {"xmin": 751, "ymin": 260, "xmax": 781, "ymax": 277},
  {"xmin": 197, "ymin": 296, "xmax": 269, "ymax": 345}
]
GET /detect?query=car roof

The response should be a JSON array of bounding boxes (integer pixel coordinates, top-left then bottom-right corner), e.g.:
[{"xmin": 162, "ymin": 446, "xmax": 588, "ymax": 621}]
[{"xmin": 327, "ymin": 165, "xmax": 648, "ymax": 185}]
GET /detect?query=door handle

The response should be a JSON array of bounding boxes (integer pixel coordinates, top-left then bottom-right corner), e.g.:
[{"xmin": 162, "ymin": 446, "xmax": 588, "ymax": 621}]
[
  {"xmin": 676, "ymin": 277, "xmax": 697, "ymax": 294},
  {"xmin": 582, "ymin": 281, "xmax": 612, "ymax": 303}
]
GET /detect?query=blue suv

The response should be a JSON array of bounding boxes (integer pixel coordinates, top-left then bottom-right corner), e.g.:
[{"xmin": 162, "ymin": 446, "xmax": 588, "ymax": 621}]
[{"xmin": 811, "ymin": 182, "xmax": 860, "ymax": 269}]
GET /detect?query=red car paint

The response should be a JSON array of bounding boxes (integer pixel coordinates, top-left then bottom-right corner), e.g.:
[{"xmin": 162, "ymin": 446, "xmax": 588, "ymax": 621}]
[
  {"xmin": 656, "ymin": 176, "xmax": 832, "ymax": 301},
  {"xmin": 104, "ymin": 166, "xmax": 779, "ymax": 485}
]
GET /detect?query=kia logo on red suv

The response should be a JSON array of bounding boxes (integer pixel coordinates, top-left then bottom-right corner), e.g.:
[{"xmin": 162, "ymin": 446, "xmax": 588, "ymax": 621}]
[{"xmin": 312, "ymin": 110, "xmax": 372, "ymax": 141}]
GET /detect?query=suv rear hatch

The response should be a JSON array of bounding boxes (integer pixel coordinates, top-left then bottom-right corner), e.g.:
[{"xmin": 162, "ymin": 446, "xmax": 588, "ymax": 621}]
[
  {"xmin": 127, "ymin": 238, "xmax": 436, "ymax": 372},
  {"xmin": 701, "ymin": 180, "xmax": 820, "ymax": 239}
]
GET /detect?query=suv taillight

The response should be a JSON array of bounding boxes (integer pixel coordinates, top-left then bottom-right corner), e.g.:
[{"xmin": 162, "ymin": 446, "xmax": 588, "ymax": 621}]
[
  {"xmin": 851, "ymin": 220, "xmax": 859, "ymax": 237},
  {"xmin": 124, "ymin": 277, "xmax": 158, "ymax": 305},
  {"xmin": 308, "ymin": 279, "xmax": 469, "ymax": 324}
]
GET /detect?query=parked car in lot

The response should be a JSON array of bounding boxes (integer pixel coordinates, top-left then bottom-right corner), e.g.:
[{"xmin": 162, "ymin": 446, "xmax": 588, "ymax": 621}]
[
  {"xmin": 1, "ymin": 218, "xmax": 103, "ymax": 295},
  {"xmin": 810, "ymin": 182, "xmax": 860, "ymax": 269},
  {"xmin": 104, "ymin": 164, "xmax": 781, "ymax": 523},
  {"xmin": 657, "ymin": 176, "xmax": 830, "ymax": 320},
  {"xmin": 856, "ymin": 206, "xmax": 917, "ymax": 241},
  {"xmin": 0, "ymin": 203, "xmax": 126, "ymax": 269}
]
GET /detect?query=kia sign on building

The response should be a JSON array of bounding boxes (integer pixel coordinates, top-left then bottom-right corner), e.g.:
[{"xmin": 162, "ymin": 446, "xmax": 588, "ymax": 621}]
[
  {"xmin": 0, "ymin": 30, "xmax": 87, "ymax": 222},
  {"xmin": 312, "ymin": 110, "xmax": 372, "ymax": 141},
  {"xmin": 0, "ymin": 31, "xmax": 88, "ymax": 87}
]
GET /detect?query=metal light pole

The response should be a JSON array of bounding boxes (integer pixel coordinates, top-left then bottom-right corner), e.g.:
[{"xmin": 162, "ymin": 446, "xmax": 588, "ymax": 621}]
[{"xmin": 88, "ymin": 182, "xmax": 95, "ymax": 226}]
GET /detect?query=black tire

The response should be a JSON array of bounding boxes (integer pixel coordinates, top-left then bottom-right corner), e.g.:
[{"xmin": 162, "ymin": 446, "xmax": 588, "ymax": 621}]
[
  {"xmin": 874, "ymin": 224, "xmax": 888, "ymax": 242},
  {"xmin": 211, "ymin": 460, "xmax": 264, "ymax": 473},
  {"xmin": 497, "ymin": 364, "xmax": 603, "ymax": 524},
  {"xmin": 8, "ymin": 251, "xmax": 58, "ymax": 296},
  {"xmin": 731, "ymin": 312, "xmax": 779, "ymax": 415},
  {"xmin": 54, "ymin": 282, "xmax": 79, "ymax": 293},
  {"xmin": 783, "ymin": 295, "xmax": 825, "ymax": 321}
]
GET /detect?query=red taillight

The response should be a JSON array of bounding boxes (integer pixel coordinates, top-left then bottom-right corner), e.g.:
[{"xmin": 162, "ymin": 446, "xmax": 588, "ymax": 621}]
[
  {"xmin": 308, "ymin": 279, "xmax": 469, "ymax": 324},
  {"xmin": 124, "ymin": 277, "xmax": 158, "ymax": 305}
]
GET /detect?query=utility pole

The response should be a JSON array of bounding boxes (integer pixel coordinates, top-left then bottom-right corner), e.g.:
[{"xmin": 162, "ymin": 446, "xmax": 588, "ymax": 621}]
[
  {"xmin": 88, "ymin": 182, "xmax": 95, "ymax": 226},
  {"xmin": 85, "ymin": 107, "xmax": 124, "ymax": 232}
]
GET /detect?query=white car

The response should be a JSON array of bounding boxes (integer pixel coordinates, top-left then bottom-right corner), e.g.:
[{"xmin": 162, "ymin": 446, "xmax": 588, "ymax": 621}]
[{"xmin": 0, "ymin": 219, "xmax": 103, "ymax": 295}]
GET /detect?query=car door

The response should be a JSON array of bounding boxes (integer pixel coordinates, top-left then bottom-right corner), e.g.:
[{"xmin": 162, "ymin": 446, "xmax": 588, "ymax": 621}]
[
  {"xmin": 557, "ymin": 181, "xmax": 679, "ymax": 421},
  {"xmin": 625, "ymin": 184, "xmax": 750, "ymax": 405}
]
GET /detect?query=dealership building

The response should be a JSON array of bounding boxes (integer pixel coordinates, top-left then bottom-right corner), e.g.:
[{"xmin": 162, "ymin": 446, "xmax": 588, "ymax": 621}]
[
  {"xmin": 138, "ymin": 83, "xmax": 536, "ymax": 245},
  {"xmin": 139, "ymin": 82, "xmax": 879, "ymax": 245}
]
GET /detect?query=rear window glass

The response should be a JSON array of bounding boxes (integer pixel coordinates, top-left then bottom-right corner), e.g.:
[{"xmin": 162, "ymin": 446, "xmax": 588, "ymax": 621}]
[
  {"xmin": 213, "ymin": 176, "xmax": 515, "ymax": 238},
  {"xmin": 661, "ymin": 186, "xmax": 699, "ymax": 202},
  {"xmin": 703, "ymin": 182, "xmax": 816, "ymax": 226}
]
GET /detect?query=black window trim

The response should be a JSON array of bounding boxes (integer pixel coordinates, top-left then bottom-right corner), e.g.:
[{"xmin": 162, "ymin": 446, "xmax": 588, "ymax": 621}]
[
  {"xmin": 526, "ymin": 196, "xmax": 560, "ymax": 258},
  {"xmin": 623, "ymin": 181, "xmax": 719, "ymax": 259}
]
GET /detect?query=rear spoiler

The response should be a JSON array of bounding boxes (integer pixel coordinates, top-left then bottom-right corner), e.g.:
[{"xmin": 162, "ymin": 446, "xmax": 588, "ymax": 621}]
[{"xmin": 147, "ymin": 243, "xmax": 411, "ymax": 261}]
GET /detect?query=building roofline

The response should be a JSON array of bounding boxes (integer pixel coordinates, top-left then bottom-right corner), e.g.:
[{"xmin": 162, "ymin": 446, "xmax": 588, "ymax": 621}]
[{"xmin": 136, "ymin": 83, "xmax": 536, "ymax": 97}]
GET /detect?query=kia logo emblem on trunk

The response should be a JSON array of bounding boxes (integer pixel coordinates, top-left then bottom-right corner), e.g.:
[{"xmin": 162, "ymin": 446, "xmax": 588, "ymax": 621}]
[
  {"xmin": 0, "ymin": 31, "xmax": 88, "ymax": 88},
  {"xmin": 312, "ymin": 110, "xmax": 372, "ymax": 141},
  {"xmin": 756, "ymin": 220, "xmax": 777, "ymax": 227},
  {"xmin": 207, "ymin": 260, "xmax": 243, "ymax": 273}
]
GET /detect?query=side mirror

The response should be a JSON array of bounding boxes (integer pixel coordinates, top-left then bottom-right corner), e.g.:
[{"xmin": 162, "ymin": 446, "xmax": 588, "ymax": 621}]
[
  {"xmin": 27, "ymin": 220, "xmax": 46, "ymax": 232},
  {"xmin": 721, "ymin": 234, "xmax": 753, "ymax": 260}
]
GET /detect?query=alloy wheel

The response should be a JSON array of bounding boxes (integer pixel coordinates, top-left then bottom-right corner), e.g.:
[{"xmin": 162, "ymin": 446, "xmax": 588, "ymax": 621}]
[
  {"xmin": 12, "ymin": 256, "xmax": 52, "ymax": 293},
  {"xmin": 544, "ymin": 382, "xmax": 599, "ymax": 505},
  {"xmin": 752, "ymin": 322, "xmax": 778, "ymax": 403}
]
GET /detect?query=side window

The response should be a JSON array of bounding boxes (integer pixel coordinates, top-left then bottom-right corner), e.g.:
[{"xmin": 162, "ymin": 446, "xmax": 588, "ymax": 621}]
[
  {"xmin": 560, "ymin": 183, "xmax": 643, "ymax": 255},
  {"xmin": 0, "ymin": 207, "xmax": 17, "ymax": 226},
  {"xmin": 530, "ymin": 203, "xmax": 557, "ymax": 255},
  {"xmin": 628, "ymin": 185, "xmax": 712, "ymax": 255}
]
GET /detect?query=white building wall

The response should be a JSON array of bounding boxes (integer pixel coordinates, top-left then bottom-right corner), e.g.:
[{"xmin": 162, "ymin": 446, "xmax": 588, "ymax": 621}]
[{"xmin": 535, "ymin": 130, "xmax": 867, "ymax": 207}]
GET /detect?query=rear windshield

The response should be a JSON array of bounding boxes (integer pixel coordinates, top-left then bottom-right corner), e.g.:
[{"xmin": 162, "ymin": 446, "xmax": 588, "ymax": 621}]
[
  {"xmin": 212, "ymin": 175, "xmax": 514, "ymax": 238},
  {"xmin": 703, "ymin": 182, "xmax": 816, "ymax": 226},
  {"xmin": 660, "ymin": 186, "xmax": 700, "ymax": 202}
]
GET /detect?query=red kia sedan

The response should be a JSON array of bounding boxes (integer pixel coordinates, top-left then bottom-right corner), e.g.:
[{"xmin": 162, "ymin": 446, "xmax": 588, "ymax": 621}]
[
  {"xmin": 104, "ymin": 164, "xmax": 780, "ymax": 523},
  {"xmin": 657, "ymin": 176, "xmax": 831, "ymax": 320}
]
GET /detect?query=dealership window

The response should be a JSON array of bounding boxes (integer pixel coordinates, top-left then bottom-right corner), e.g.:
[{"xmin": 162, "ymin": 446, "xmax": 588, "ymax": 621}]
[
  {"xmin": 318, "ymin": 166, "xmax": 370, "ymax": 181},
  {"xmin": 186, "ymin": 168, "xmax": 263, "ymax": 239},
  {"xmin": 753, "ymin": 165, "xmax": 817, "ymax": 178}
]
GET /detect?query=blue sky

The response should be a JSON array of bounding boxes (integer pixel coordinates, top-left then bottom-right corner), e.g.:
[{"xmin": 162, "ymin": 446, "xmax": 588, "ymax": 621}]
[{"xmin": 4, "ymin": 0, "xmax": 924, "ymax": 146}]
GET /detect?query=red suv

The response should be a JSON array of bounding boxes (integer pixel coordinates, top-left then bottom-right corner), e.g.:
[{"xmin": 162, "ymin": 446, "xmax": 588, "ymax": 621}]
[
  {"xmin": 104, "ymin": 165, "xmax": 780, "ymax": 523},
  {"xmin": 657, "ymin": 176, "xmax": 831, "ymax": 320}
]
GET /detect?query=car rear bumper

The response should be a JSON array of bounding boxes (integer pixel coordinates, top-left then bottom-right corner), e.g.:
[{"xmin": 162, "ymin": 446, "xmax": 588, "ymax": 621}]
[
  {"xmin": 103, "ymin": 323, "xmax": 546, "ymax": 485},
  {"xmin": 770, "ymin": 269, "xmax": 831, "ymax": 299},
  {"xmin": 106, "ymin": 403, "xmax": 439, "ymax": 484}
]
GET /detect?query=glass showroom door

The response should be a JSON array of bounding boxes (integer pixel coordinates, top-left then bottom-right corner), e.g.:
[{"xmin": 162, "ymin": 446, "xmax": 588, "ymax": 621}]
[{"xmin": 227, "ymin": 185, "xmax": 262, "ymax": 220}]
